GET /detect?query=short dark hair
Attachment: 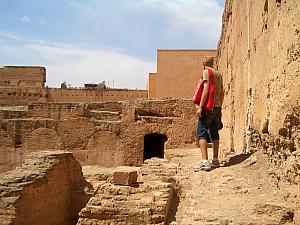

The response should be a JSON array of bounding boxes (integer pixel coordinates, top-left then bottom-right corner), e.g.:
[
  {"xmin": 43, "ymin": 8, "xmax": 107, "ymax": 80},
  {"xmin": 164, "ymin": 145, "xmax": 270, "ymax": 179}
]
[{"xmin": 203, "ymin": 57, "xmax": 214, "ymax": 66}]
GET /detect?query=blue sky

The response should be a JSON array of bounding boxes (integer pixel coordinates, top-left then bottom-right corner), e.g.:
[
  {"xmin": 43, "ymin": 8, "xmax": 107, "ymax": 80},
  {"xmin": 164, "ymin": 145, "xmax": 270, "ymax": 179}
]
[{"xmin": 0, "ymin": 0, "xmax": 224, "ymax": 88}]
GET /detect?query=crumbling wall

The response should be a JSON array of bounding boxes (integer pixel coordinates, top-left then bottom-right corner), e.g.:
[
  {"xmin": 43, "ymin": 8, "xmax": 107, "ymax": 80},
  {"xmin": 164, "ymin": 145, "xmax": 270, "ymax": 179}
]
[
  {"xmin": 217, "ymin": 0, "xmax": 300, "ymax": 155},
  {"xmin": 0, "ymin": 100, "xmax": 197, "ymax": 172},
  {"xmin": 120, "ymin": 99, "xmax": 197, "ymax": 166},
  {"xmin": 26, "ymin": 102, "xmax": 123, "ymax": 119},
  {"xmin": 260, "ymin": 107, "xmax": 300, "ymax": 184},
  {"xmin": 0, "ymin": 151, "xmax": 90, "ymax": 225},
  {"xmin": 77, "ymin": 158, "xmax": 178, "ymax": 225}
]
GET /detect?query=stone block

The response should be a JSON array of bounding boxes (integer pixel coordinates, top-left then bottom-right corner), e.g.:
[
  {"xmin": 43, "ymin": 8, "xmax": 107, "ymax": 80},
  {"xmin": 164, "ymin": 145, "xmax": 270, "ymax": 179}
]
[{"xmin": 113, "ymin": 167, "xmax": 138, "ymax": 185}]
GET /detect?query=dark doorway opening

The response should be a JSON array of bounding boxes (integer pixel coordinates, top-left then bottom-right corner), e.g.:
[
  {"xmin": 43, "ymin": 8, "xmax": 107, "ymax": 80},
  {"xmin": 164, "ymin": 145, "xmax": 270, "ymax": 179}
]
[{"xmin": 143, "ymin": 133, "xmax": 168, "ymax": 161}]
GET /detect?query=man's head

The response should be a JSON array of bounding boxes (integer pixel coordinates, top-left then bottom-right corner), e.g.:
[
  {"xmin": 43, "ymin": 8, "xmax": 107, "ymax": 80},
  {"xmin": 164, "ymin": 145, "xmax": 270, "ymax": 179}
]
[{"xmin": 203, "ymin": 57, "xmax": 214, "ymax": 68}]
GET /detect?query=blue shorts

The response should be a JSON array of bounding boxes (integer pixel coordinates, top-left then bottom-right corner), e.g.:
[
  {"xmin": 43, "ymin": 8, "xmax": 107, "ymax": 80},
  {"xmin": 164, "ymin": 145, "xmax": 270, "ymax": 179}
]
[{"xmin": 196, "ymin": 107, "xmax": 221, "ymax": 141}]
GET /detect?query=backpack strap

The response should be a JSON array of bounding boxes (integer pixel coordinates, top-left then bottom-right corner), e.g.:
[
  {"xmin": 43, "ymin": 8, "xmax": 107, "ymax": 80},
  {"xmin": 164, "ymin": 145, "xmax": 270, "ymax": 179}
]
[{"xmin": 207, "ymin": 68, "xmax": 214, "ymax": 85}]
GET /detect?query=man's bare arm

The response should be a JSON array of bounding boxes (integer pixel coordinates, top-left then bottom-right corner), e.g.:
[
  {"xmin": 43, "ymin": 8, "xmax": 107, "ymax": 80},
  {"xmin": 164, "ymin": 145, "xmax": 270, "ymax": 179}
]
[{"xmin": 197, "ymin": 80, "xmax": 209, "ymax": 118}]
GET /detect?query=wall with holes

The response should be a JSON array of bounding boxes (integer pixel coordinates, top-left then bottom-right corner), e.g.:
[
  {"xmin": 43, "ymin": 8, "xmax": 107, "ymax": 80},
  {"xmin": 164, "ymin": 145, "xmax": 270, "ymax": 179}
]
[
  {"xmin": 47, "ymin": 88, "xmax": 147, "ymax": 102},
  {"xmin": 0, "ymin": 66, "xmax": 46, "ymax": 88}
]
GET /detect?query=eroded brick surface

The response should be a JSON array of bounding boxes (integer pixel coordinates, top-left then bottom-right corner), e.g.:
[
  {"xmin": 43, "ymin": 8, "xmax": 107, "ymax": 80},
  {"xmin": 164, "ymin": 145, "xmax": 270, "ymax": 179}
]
[
  {"xmin": 0, "ymin": 100, "xmax": 197, "ymax": 172},
  {"xmin": 77, "ymin": 158, "xmax": 179, "ymax": 225},
  {"xmin": 113, "ymin": 167, "xmax": 138, "ymax": 185},
  {"xmin": 0, "ymin": 151, "xmax": 90, "ymax": 225}
]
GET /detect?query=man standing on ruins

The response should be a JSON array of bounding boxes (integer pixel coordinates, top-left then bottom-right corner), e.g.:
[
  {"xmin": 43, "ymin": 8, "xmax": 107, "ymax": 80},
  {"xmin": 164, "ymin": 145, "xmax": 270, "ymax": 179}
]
[{"xmin": 193, "ymin": 57, "xmax": 224, "ymax": 171}]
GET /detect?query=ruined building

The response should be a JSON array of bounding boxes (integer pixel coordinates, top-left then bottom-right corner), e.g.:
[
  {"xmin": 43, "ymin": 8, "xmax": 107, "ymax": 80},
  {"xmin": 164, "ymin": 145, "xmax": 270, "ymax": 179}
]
[
  {"xmin": 0, "ymin": 0, "xmax": 300, "ymax": 224},
  {"xmin": 0, "ymin": 100, "xmax": 197, "ymax": 172}
]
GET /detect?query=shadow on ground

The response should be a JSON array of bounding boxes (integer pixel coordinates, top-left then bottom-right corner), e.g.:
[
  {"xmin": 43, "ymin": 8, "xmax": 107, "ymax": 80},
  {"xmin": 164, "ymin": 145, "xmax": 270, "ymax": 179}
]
[{"xmin": 222, "ymin": 152, "xmax": 253, "ymax": 167}]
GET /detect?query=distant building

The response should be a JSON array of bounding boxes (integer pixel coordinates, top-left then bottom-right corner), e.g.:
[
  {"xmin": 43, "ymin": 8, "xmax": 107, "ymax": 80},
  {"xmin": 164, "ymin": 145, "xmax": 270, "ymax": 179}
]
[
  {"xmin": 0, "ymin": 66, "xmax": 46, "ymax": 88},
  {"xmin": 0, "ymin": 66, "xmax": 147, "ymax": 106},
  {"xmin": 84, "ymin": 83, "xmax": 99, "ymax": 89}
]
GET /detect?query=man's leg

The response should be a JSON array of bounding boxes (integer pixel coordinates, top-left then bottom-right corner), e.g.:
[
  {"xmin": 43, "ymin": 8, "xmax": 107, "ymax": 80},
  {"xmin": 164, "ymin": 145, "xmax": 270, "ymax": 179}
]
[
  {"xmin": 194, "ymin": 115, "xmax": 212, "ymax": 171},
  {"xmin": 211, "ymin": 140, "xmax": 220, "ymax": 168},
  {"xmin": 212, "ymin": 140, "xmax": 219, "ymax": 159},
  {"xmin": 193, "ymin": 139, "xmax": 211, "ymax": 171},
  {"xmin": 210, "ymin": 108, "xmax": 221, "ymax": 168},
  {"xmin": 199, "ymin": 139, "xmax": 208, "ymax": 160}
]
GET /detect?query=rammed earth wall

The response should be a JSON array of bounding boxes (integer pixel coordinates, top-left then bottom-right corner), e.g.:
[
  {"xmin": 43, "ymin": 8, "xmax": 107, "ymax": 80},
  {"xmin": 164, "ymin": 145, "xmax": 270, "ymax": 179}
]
[{"xmin": 217, "ymin": 0, "xmax": 300, "ymax": 154}]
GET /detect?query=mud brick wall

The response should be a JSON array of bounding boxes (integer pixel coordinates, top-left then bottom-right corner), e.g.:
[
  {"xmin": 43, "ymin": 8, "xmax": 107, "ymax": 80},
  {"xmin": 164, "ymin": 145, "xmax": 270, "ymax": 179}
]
[
  {"xmin": 0, "ymin": 100, "xmax": 197, "ymax": 173},
  {"xmin": 47, "ymin": 88, "xmax": 147, "ymax": 102},
  {"xmin": 0, "ymin": 151, "xmax": 90, "ymax": 225},
  {"xmin": 149, "ymin": 50, "xmax": 217, "ymax": 99},
  {"xmin": 217, "ymin": 0, "xmax": 300, "ymax": 154},
  {"xmin": 0, "ymin": 66, "xmax": 46, "ymax": 88}
]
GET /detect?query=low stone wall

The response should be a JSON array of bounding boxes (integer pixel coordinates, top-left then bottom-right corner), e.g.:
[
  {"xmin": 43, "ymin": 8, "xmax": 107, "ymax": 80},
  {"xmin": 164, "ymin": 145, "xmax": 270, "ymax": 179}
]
[
  {"xmin": 0, "ymin": 107, "xmax": 28, "ymax": 119},
  {"xmin": 0, "ymin": 151, "xmax": 91, "ymax": 225},
  {"xmin": 26, "ymin": 102, "xmax": 123, "ymax": 119}
]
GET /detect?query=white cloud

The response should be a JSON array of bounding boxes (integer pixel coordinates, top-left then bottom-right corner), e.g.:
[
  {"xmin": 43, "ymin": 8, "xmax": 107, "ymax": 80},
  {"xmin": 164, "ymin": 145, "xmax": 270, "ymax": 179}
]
[
  {"xmin": 0, "ymin": 32, "xmax": 154, "ymax": 89},
  {"xmin": 21, "ymin": 16, "xmax": 31, "ymax": 23},
  {"xmin": 29, "ymin": 42, "xmax": 155, "ymax": 89},
  {"xmin": 0, "ymin": 30, "xmax": 21, "ymax": 40},
  {"xmin": 37, "ymin": 18, "xmax": 47, "ymax": 25},
  {"xmin": 128, "ymin": 0, "xmax": 223, "ymax": 40}
]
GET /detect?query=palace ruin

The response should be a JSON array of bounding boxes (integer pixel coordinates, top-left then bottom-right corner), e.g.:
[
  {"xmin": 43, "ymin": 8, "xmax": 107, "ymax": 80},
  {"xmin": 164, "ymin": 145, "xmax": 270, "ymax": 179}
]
[{"xmin": 0, "ymin": 0, "xmax": 300, "ymax": 224}]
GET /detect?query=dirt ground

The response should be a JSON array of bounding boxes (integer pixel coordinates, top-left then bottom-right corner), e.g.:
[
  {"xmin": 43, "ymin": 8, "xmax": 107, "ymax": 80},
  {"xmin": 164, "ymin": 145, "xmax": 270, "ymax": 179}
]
[{"xmin": 165, "ymin": 148, "xmax": 300, "ymax": 225}]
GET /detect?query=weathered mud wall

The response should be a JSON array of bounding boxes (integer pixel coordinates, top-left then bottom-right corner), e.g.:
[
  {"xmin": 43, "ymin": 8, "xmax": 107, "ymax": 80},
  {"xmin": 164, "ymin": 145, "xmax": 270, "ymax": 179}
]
[
  {"xmin": 217, "ymin": 0, "xmax": 300, "ymax": 154},
  {"xmin": 46, "ymin": 88, "xmax": 147, "ymax": 103},
  {"xmin": 0, "ymin": 66, "xmax": 46, "ymax": 88},
  {"xmin": 0, "ymin": 100, "xmax": 197, "ymax": 173},
  {"xmin": 0, "ymin": 151, "xmax": 90, "ymax": 225}
]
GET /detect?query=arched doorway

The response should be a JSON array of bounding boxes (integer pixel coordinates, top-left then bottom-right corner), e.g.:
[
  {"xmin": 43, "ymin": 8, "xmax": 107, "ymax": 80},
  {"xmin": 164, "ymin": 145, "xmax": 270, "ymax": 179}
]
[{"xmin": 143, "ymin": 133, "xmax": 168, "ymax": 161}]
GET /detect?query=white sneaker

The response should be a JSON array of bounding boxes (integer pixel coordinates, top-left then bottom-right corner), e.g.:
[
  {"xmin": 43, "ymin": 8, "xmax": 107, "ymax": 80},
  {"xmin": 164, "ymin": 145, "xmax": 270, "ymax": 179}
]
[{"xmin": 193, "ymin": 161, "xmax": 212, "ymax": 172}]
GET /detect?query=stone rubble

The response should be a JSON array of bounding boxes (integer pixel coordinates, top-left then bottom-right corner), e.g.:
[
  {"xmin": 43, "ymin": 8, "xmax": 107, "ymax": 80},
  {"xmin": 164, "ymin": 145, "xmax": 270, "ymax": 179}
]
[{"xmin": 77, "ymin": 158, "xmax": 179, "ymax": 225}]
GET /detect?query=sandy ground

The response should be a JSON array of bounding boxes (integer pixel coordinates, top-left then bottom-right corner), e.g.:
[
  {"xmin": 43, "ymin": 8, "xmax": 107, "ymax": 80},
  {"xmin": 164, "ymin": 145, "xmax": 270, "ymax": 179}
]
[{"xmin": 165, "ymin": 148, "xmax": 300, "ymax": 225}]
